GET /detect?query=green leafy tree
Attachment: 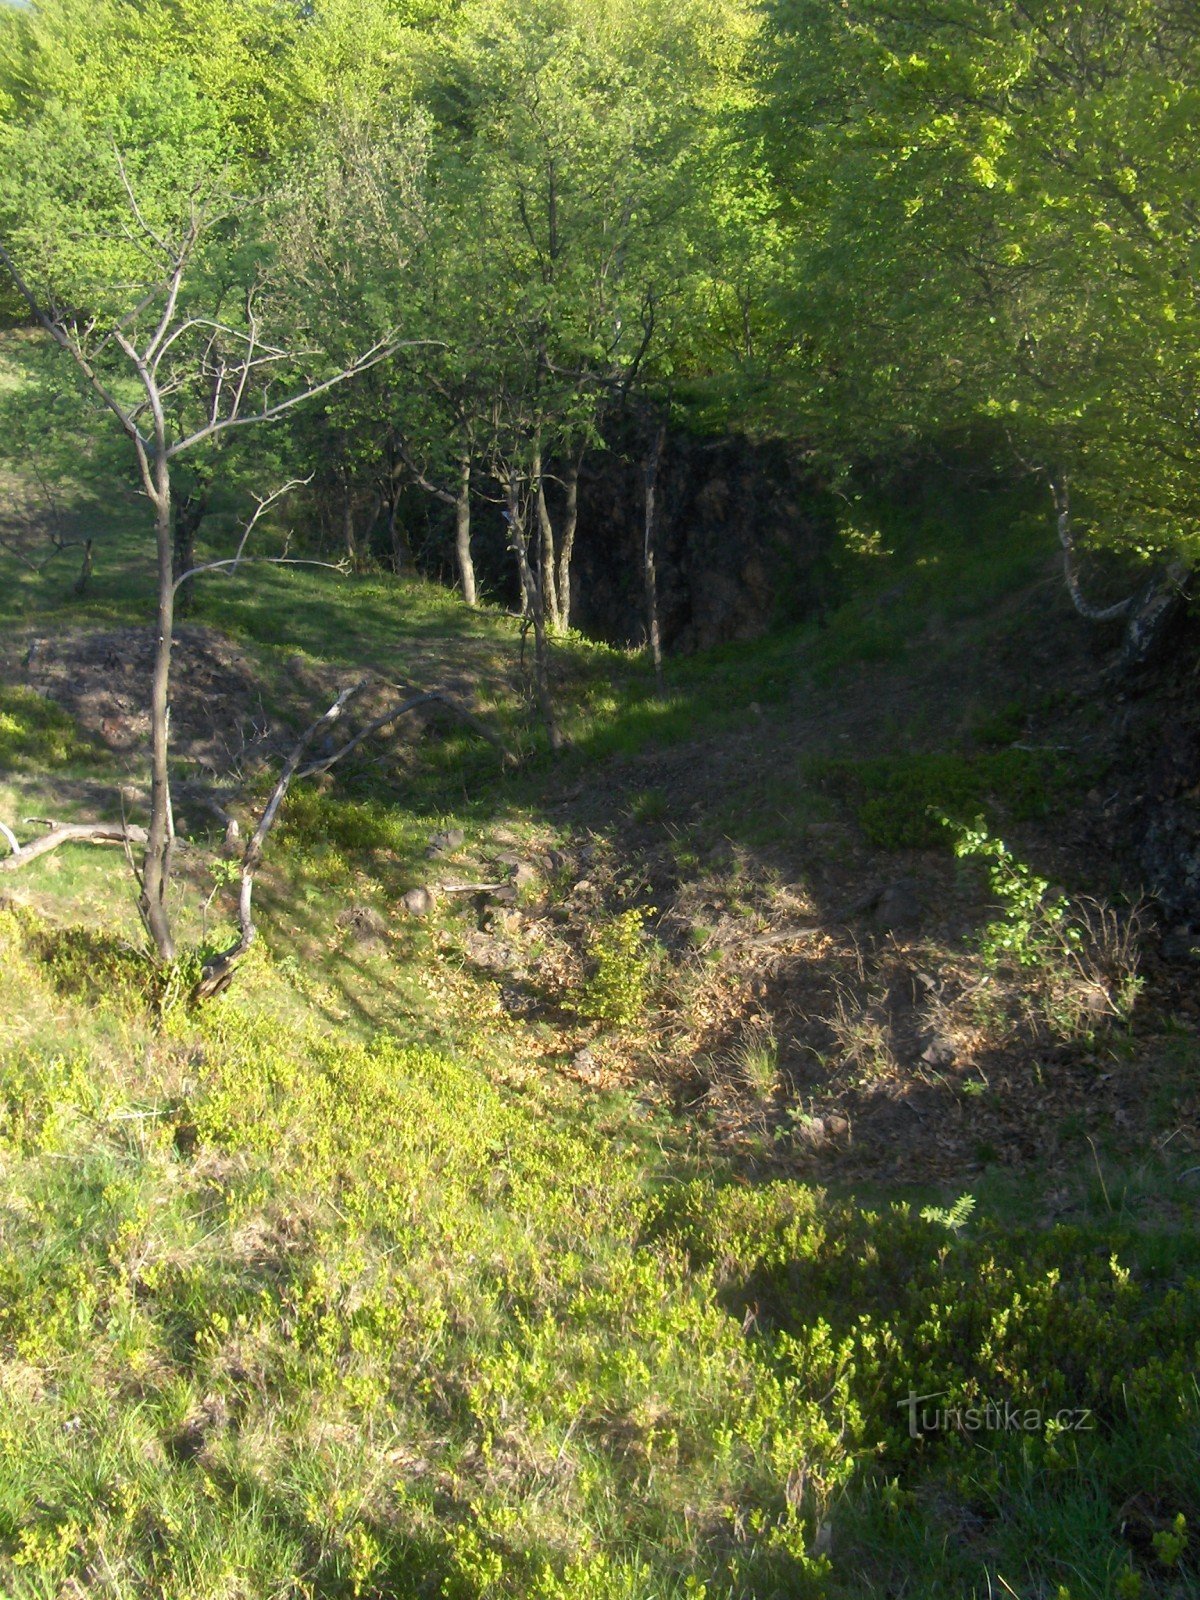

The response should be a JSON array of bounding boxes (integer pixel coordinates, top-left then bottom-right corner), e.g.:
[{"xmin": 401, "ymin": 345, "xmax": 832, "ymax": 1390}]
[{"xmin": 756, "ymin": 0, "xmax": 1200, "ymax": 587}]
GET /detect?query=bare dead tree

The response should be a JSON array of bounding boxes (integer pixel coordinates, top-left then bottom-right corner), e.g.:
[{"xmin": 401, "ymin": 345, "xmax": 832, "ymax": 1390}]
[
  {"xmin": 191, "ymin": 679, "xmax": 514, "ymax": 1000},
  {"xmin": 643, "ymin": 421, "xmax": 667, "ymax": 694},
  {"xmin": 0, "ymin": 165, "xmax": 430, "ymax": 964}
]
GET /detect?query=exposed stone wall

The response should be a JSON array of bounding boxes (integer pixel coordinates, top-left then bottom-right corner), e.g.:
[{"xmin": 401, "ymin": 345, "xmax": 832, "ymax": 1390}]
[{"xmin": 568, "ymin": 430, "xmax": 839, "ymax": 652}]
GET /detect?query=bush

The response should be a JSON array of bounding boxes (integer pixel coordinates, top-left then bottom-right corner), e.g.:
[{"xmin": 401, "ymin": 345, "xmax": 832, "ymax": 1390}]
[{"xmin": 576, "ymin": 908, "xmax": 654, "ymax": 1026}]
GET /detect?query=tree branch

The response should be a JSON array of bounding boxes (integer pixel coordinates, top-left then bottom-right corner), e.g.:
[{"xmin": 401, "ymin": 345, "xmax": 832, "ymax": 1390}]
[
  {"xmin": 170, "ymin": 340, "xmax": 440, "ymax": 457},
  {"xmin": 171, "ymin": 477, "xmax": 313, "ymax": 593},
  {"xmin": 0, "ymin": 820, "xmax": 149, "ymax": 872},
  {"xmin": 1050, "ymin": 474, "xmax": 1137, "ymax": 623},
  {"xmin": 192, "ymin": 681, "xmax": 514, "ymax": 1001}
]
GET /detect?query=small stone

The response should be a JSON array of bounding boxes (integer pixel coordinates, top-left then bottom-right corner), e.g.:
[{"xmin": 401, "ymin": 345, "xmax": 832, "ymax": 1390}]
[
  {"xmin": 336, "ymin": 905, "xmax": 388, "ymax": 944},
  {"xmin": 573, "ymin": 1046, "xmax": 600, "ymax": 1080},
  {"xmin": 823, "ymin": 1113, "xmax": 850, "ymax": 1138},
  {"xmin": 427, "ymin": 827, "xmax": 466, "ymax": 858},
  {"xmin": 511, "ymin": 862, "xmax": 538, "ymax": 891},
  {"xmin": 1162, "ymin": 927, "xmax": 1200, "ymax": 962},
  {"xmin": 403, "ymin": 887, "xmax": 435, "ymax": 918},
  {"xmin": 919, "ymin": 1032, "xmax": 957, "ymax": 1069},
  {"xmin": 874, "ymin": 878, "xmax": 922, "ymax": 931}
]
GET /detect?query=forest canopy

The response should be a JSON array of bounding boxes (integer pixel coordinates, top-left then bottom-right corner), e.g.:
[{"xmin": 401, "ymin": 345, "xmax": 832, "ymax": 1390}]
[{"xmin": 0, "ymin": 0, "xmax": 1197, "ymax": 569}]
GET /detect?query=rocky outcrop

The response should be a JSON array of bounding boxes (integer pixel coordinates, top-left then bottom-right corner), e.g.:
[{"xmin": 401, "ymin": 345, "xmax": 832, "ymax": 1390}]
[
  {"xmin": 1110, "ymin": 603, "xmax": 1200, "ymax": 929},
  {"xmin": 568, "ymin": 430, "xmax": 839, "ymax": 652}
]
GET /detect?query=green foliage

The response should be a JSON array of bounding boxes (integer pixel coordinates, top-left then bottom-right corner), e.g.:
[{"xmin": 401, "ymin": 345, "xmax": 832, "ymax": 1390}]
[
  {"xmin": 809, "ymin": 748, "xmax": 1083, "ymax": 850},
  {"xmin": 755, "ymin": 0, "xmax": 1200, "ymax": 563},
  {"xmin": 576, "ymin": 907, "xmax": 655, "ymax": 1025},
  {"xmin": 919, "ymin": 1192, "xmax": 975, "ymax": 1234},
  {"xmin": 278, "ymin": 785, "xmax": 425, "ymax": 859},
  {"xmin": 946, "ymin": 818, "xmax": 1144, "ymax": 1042},
  {"xmin": 949, "ymin": 816, "xmax": 1075, "ymax": 969},
  {"xmin": 654, "ymin": 1178, "xmax": 1200, "ymax": 1597},
  {"xmin": 1153, "ymin": 1513, "xmax": 1188, "ymax": 1570}
]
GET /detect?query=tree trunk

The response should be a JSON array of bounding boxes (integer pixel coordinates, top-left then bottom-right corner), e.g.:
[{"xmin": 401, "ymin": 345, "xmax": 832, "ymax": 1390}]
[
  {"xmin": 386, "ymin": 476, "xmax": 414, "ymax": 574},
  {"xmin": 141, "ymin": 475, "xmax": 177, "ymax": 963},
  {"xmin": 532, "ymin": 438, "xmax": 560, "ymax": 634},
  {"xmin": 504, "ymin": 476, "xmax": 562, "ymax": 751},
  {"xmin": 1050, "ymin": 474, "xmax": 1135, "ymax": 624},
  {"xmin": 172, "ymin": 489, "xmax": 208, "ymax": 616},
  {"xmin": 455, "ymin": 451, "xmax": 477, "ymax": 606},
  {"xmin": 341, "ymin": 471, "xmax": 359, "ymax": 569},
  {"xmin": 643, "ymin": 423, "xmax": 667, "ymax": 694},
  {"xmin": 73, "ymin": 538, "xmax": 93, "ymax": 597},
  {"xmin": 554, "ymin": 454, "xmax": 580, "ymax": 634}
]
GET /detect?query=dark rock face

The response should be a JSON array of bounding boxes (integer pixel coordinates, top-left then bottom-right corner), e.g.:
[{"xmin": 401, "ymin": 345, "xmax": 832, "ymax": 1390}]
[
  {"xmin": 1112, "ymin": 604, "xmax": 1200, "ymax": 928},
  {"xmin": 1140, "ymin": 802, "xmax": 1200, "ymax": 926},
  {"xmin": 569, "ymin": 431, "xmax": 839, "ymax": 652}
]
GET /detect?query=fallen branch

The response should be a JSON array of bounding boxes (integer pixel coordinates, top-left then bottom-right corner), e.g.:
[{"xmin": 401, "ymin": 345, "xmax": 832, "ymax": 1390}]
[
  {"xmin": 0, "ymin": 819, "xmax": 149, "ymax": 871},
  {"xmin": 192, "ymin": 681, "xmax": 514, "ymax": 1001}
]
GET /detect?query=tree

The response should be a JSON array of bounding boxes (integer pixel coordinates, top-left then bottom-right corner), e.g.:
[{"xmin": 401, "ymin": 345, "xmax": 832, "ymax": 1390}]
[
  {"xmin": 0, "ymin": 78, "xmax": 411, "ymax": 960},
  {"xmin": 417, "ymin": 0, "xmax": 722, "ymax": 636},
  {"xmin": 755, "ymin": 0, "xmax": 1200, "ymax": 585}
]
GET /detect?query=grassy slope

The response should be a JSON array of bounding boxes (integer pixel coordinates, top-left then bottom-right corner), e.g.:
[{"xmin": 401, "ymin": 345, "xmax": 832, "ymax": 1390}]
[{"xmin": 1, "ymin": 357, "xmax": 1198, "ymax": 1596}]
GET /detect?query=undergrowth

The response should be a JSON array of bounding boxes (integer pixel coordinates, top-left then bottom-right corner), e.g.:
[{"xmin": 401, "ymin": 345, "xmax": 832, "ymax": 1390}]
[
  {"xmin": 808, "ymin": 747, "xmax": 1089, "ymax": 849},
  {"xmin": 0, "ymin": 904, "xmax": 1196, "ymax": 1598}
]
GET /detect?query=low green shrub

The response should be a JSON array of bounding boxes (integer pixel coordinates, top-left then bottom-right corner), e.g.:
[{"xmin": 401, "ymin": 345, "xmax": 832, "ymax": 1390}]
[
  {"xmin": 278, "ymin": 786, "xmax": 423, "ymax": 856},
  {"xmin": 808, "ymin": 747, "xmax": 1086, "ymax": 849},
  {"xmin": 576, "ymin": 908, "xmax": 655, "ymax": 1026},
  {"xmin": 0, "ymin": 687, "xmax": 97, "ymax": 772}
]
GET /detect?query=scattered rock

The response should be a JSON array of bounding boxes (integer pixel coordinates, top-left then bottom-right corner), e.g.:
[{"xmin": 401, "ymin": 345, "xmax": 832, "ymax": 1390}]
[
  {"xmin": 511, "ymin": 862, "xmax": 539, "ymax": 892},
  {"xmin": 335, "ymin": 905, "xmax": 389, "ymax": 945},
  {"xmin": 499, "ymin": 982, "xmax": 539, "ymax": 1015},
  {"xmin": 464, "ymin": 932, "xmax": 519, "ymax": 973},
  {"xmin": 403, "ymin": 887, "xmax": 435, "ymax": 918},
  {"xmin": 427, "ymin": 827, "xmax": 466, "ymax": 857},
  {"xmin": 795, "ymin": 1115, "xmax": 827, "ymax": 1148},
  {"xmin": 874, "ymin": 878, "xmax": 923, "ymax": 931},
  {"xmin": 918, "ymin": 1032, "xmax": 957, "ymax": 1069},
  {"xmin": 572, "ymin": 1046, "xmax": 601, "ymax": 1082},
  {"xmin": 1161, "ymin": 926, "xmax": 1200, "ymax": 962},
  {"xmin": 823, "ymin": 1113, "xmax": 850, "ymax": 1138}
]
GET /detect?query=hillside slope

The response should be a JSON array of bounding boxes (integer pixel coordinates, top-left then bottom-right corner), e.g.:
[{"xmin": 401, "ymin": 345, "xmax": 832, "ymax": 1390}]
[{"xmin": 1, "ymin": 468, "xmax": 1199, "ymax": 1598}]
